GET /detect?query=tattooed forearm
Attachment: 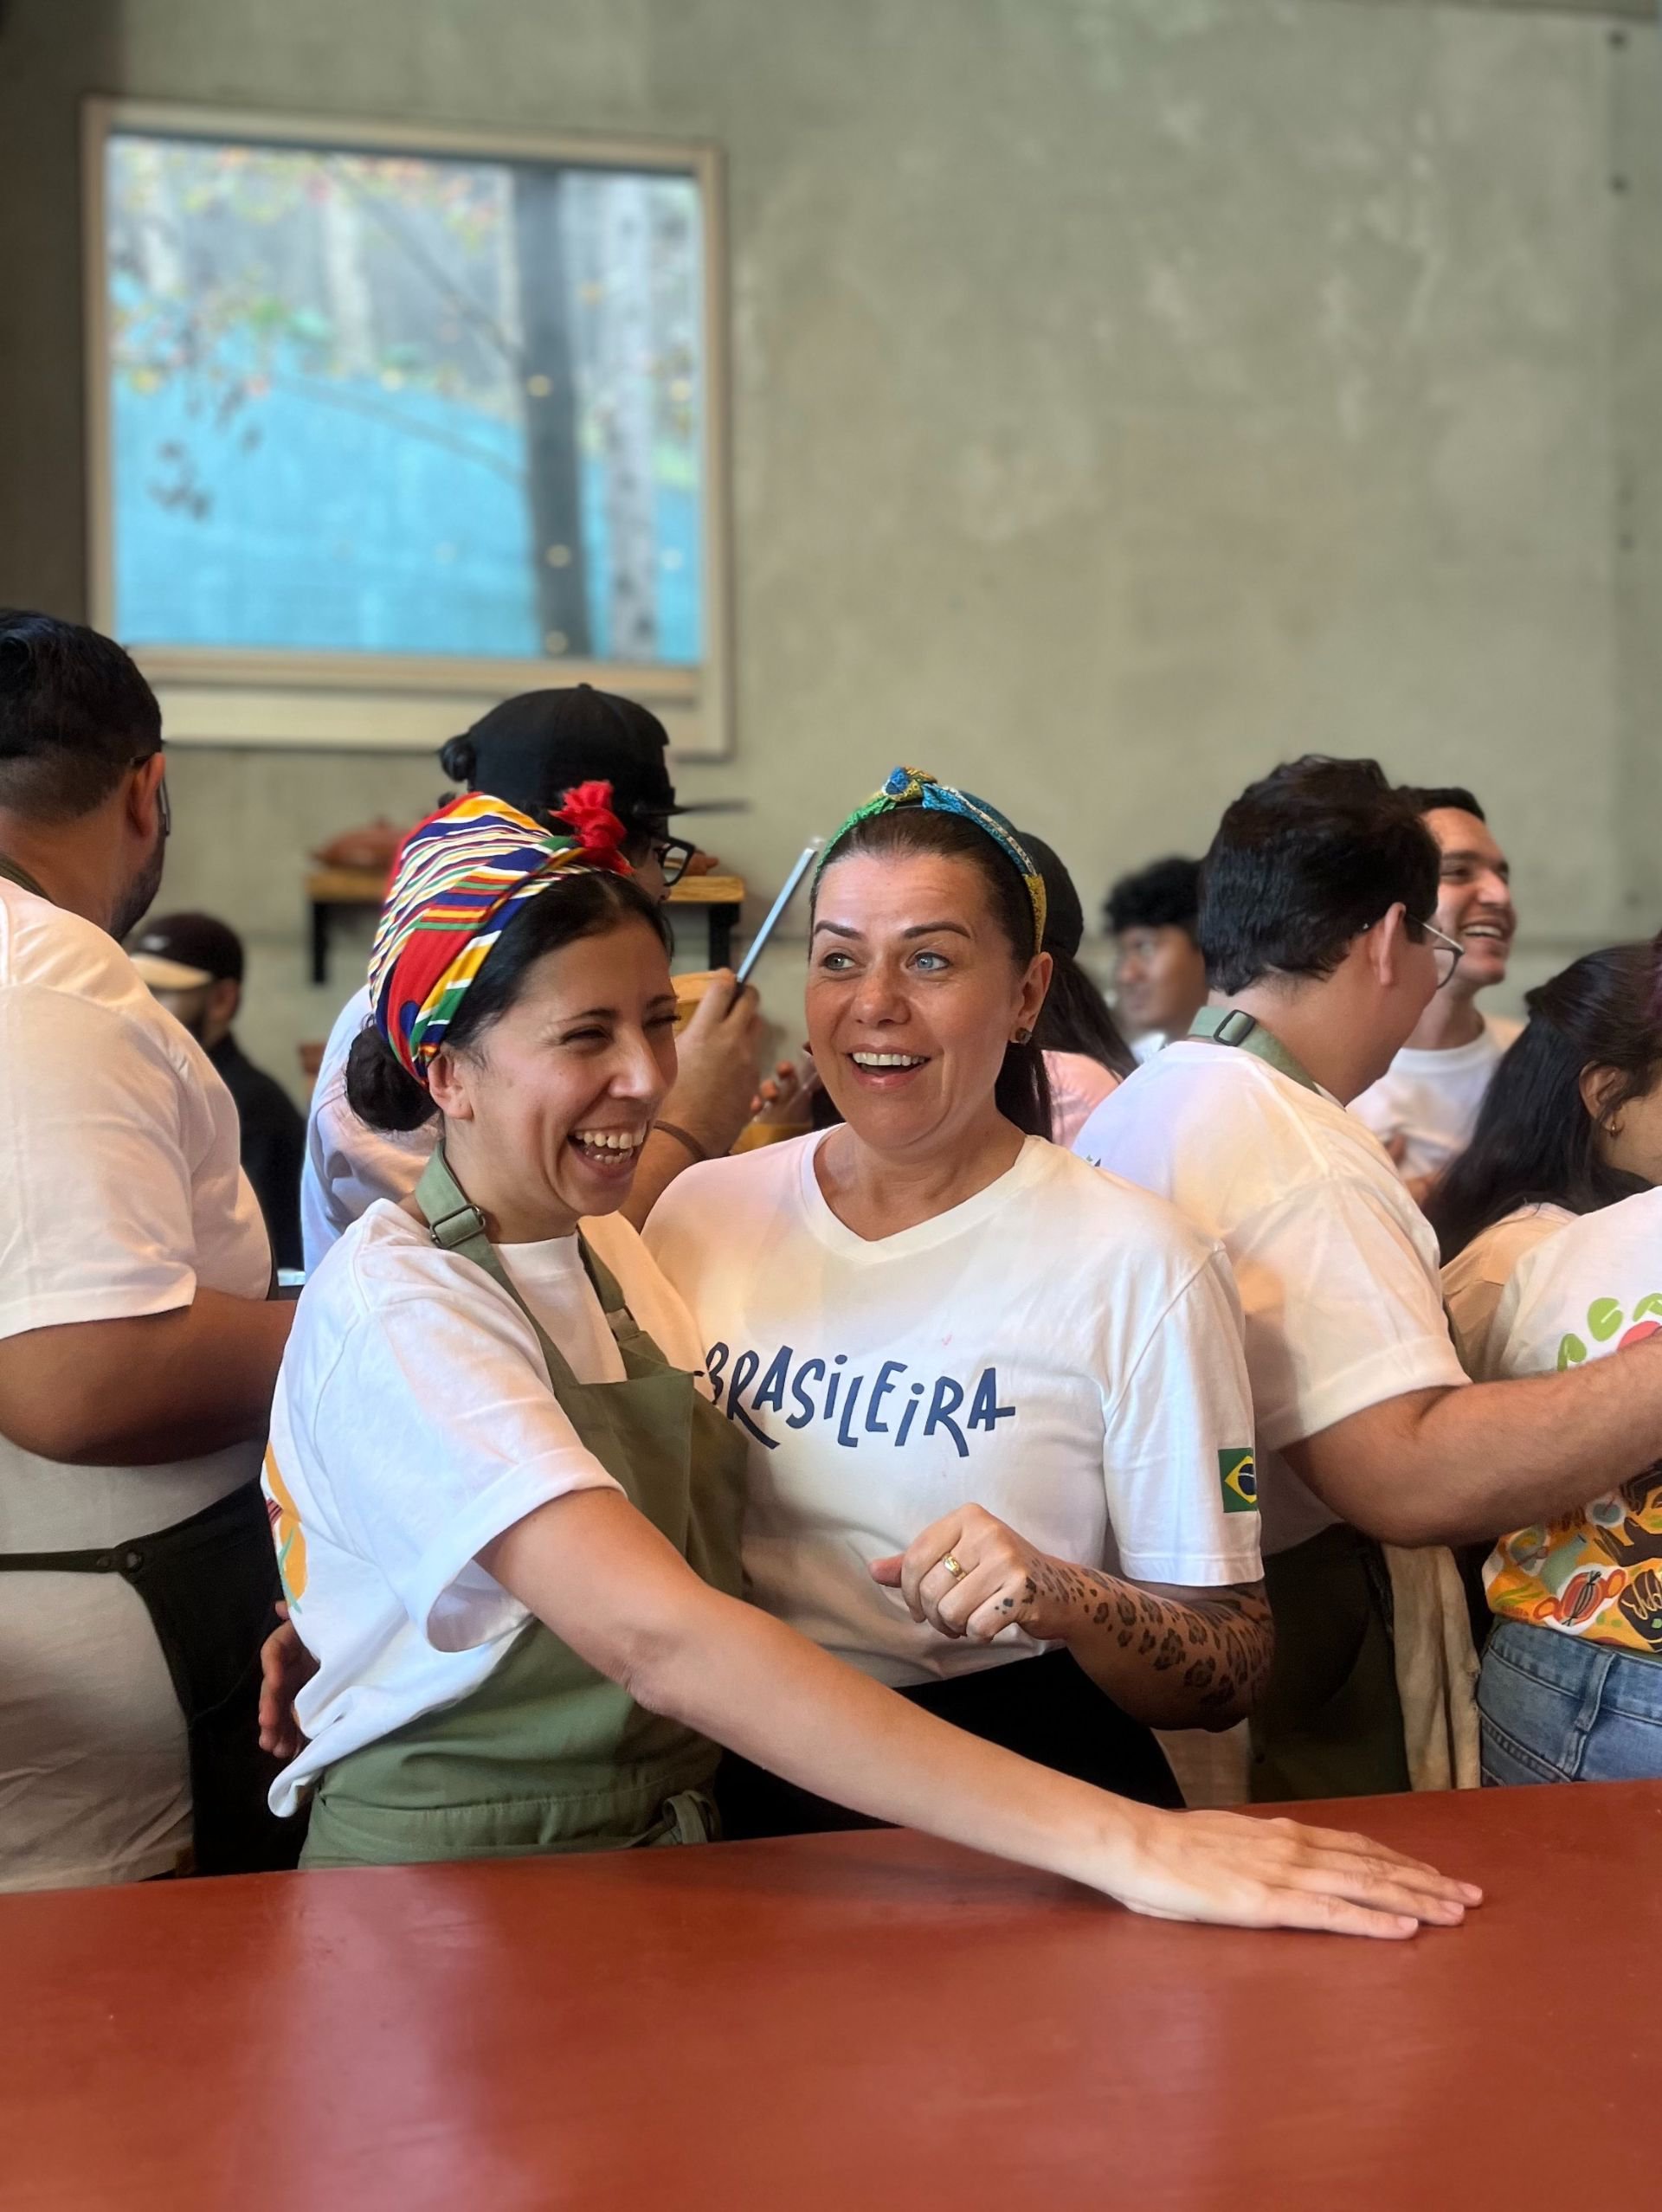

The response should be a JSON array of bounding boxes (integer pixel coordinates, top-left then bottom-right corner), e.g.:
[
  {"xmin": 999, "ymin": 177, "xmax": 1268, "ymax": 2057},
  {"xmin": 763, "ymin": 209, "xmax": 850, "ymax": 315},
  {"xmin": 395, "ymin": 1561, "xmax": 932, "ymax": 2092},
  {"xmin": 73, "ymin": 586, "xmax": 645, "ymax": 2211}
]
[{"xmin": 1013, "ymin": 1559, "xmax": 1273, "ymax": 1729}]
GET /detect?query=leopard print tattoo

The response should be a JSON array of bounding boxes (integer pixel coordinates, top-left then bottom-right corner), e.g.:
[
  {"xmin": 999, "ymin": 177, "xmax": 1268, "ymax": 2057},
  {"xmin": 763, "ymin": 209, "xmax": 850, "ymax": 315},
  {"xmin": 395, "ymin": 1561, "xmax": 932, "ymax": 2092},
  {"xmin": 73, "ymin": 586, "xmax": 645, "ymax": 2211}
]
[{"xmin": 1021, "ymin": 1558, "xmax": 1272, "ymax": 1720}]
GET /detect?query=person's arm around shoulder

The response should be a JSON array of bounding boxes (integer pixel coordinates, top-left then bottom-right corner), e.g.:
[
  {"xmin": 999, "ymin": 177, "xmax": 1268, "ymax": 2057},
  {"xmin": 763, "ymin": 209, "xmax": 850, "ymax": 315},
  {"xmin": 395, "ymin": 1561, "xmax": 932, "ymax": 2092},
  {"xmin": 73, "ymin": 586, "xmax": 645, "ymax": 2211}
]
[
  {"xmin": 0, "ymin": 986, "xmax": 290, "ymax": 1464},
  {"xmin": 484, "ymin": 1485, "xmax": 1476, "ymax": 1937},
  {"xmin": 1286, "ymin": 1335, "xmax": 1662, "ymax": 1548},
  {"xmin": 621, "ymin": 970, "xmax": 763, "ymax": 1229}
]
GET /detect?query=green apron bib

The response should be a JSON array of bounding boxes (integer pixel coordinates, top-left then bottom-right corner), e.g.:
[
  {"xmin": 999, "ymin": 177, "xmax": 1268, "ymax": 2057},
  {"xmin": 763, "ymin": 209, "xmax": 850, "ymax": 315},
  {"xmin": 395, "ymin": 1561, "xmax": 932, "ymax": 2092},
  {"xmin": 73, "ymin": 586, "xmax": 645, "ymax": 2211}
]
[
  {"xmin": 1186, "ymin": 1006, "xmax": 1409, "ymax": 1802},
  {"xmin": 301, "ymin": 1148, "xmax": 747, "ymax": 1868}
]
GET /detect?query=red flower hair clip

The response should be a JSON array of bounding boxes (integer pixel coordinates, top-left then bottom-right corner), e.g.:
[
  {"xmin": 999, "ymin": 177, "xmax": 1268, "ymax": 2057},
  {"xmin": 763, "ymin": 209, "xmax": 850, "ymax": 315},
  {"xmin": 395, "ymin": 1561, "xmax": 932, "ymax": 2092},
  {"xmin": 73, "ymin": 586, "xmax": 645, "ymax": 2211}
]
[{"xmin": 552, "ymin": 780, "xmax": 630, "ymax": 872}]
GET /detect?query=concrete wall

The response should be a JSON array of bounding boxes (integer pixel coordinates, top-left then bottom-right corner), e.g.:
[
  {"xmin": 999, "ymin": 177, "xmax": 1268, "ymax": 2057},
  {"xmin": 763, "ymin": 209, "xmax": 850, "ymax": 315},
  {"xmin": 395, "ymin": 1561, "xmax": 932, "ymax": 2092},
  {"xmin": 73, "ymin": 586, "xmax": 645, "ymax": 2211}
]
[{"xmin": 0, "ymin": 0, "xmax": 1653, "ymax": 1092}]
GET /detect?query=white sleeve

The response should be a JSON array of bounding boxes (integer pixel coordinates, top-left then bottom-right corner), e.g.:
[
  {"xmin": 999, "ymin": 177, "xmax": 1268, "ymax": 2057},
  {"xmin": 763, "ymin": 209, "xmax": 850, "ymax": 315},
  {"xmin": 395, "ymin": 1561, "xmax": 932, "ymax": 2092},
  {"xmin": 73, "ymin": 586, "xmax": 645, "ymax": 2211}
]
[
  {"xmin": 1234, "ymin": 1180, "xmax": 1469, "ymax": 1452},
  {"xmin": 0, "ymin": 987, "xmax": 199, "ymax": 1339},
  {"xmin": 1100, "ymin": 1248, "xmax": 1263, "ymax": 1587},
  {"xmin": 312, "ymin": 1282, "xmax": 623, "ymax": 1653},
  {"xmin": 303, "ymin": 1080, "xmax": 430, "ymax": 1271}
]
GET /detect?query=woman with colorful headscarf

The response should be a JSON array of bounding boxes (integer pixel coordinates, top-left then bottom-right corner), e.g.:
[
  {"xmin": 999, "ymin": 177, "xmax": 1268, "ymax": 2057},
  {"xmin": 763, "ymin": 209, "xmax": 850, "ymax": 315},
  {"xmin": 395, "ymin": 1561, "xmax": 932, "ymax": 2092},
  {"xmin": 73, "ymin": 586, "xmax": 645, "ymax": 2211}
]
[
  {"xmin": 646, "ymin": 770, "xmax": 1283, "ymax": 1829},
  {"xmin": 260, "ymin": 780, "xmax": 1473, "ymax": 1933}
]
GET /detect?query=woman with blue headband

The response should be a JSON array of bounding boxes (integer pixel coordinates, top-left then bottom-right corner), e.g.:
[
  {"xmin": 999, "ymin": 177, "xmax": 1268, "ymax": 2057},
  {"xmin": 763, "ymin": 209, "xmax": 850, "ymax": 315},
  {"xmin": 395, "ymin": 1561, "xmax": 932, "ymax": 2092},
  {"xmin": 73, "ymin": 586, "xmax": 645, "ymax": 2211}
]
[
  {"xmin": 647, "ymin": 769, "xmax": 1273, "ymax": 1831},
  {"xmin": 257, "ymin": 779, "xmax": 1473, "ymax": 1933}
]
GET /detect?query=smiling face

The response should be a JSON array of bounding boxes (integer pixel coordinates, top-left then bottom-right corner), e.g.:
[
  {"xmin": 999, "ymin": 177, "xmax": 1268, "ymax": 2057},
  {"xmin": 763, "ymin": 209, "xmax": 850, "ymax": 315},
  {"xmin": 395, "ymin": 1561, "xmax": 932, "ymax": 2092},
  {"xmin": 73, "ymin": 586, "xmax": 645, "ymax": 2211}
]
[
  {"xmin": 806, "ymin": 848, "xmax": 1050, "ymax": 1162},
  {"xmin": 1424, "ymin": 807, "xmax": 1514, "ymax": 997},
  {"xmin": 426, "ymin": 912, "xmax": 678, "ymax": 1241}
]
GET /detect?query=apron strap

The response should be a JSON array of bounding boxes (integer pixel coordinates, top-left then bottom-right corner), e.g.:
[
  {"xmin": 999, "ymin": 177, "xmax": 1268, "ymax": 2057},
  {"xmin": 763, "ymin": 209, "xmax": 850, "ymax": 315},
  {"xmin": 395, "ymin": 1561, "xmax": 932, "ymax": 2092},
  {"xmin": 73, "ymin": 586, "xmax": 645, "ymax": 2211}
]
[
  {"xmin": 0, "ymin": 852, "xmax": 49, "ymax": 901},
  {"xmin": 414, "ymin": 1143, "xmax": 629, "ymax": 1394},
  {"xmin": 1187, "ymin": 1004, "xmax": 1322, "ymax": 1094}
]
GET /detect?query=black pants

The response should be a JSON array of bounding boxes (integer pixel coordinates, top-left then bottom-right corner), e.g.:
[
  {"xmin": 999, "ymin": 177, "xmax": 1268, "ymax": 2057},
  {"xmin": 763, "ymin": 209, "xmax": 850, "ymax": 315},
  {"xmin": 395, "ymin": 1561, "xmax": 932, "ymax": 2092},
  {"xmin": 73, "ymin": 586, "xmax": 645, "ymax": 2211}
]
[{"xmin": 717, "ymin": 1646, "xmax": 1182, "ymax": 1840}]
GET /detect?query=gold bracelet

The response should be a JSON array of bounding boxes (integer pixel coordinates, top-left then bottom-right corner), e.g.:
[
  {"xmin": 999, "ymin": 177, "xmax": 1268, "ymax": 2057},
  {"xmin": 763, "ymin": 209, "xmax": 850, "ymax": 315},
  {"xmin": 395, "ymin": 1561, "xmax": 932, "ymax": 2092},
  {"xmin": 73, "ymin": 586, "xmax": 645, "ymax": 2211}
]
[{"xmin": 654, "ymin": 1121, "xmax": 709, "ymax": 1163}]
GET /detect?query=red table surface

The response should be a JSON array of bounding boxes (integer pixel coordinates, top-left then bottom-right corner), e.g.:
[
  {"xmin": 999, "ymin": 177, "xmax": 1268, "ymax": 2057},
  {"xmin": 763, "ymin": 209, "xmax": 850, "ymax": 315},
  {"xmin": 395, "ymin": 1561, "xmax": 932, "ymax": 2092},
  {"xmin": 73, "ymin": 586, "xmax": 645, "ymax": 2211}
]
[{"xmin": 3, "ymin": 1778, "xmax": 1655, "ymax": 2212}]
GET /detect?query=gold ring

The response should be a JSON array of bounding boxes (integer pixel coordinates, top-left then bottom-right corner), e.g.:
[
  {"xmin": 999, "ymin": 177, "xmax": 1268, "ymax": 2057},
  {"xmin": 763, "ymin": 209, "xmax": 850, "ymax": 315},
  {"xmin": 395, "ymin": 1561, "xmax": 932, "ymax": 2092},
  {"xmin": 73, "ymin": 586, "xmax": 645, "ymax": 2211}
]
[{"xmin": 940, "ymin": 1553, "xmax": 966, "ymax": 1582}]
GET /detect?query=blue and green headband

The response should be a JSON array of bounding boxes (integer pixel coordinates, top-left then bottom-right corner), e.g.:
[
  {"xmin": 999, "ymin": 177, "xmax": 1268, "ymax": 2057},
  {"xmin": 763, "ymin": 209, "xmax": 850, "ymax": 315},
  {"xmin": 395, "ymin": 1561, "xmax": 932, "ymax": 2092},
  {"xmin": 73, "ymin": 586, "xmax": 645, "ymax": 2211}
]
[{"xmin": 820, "ymin": 766, "xmax": 1047, "ymax": 953}]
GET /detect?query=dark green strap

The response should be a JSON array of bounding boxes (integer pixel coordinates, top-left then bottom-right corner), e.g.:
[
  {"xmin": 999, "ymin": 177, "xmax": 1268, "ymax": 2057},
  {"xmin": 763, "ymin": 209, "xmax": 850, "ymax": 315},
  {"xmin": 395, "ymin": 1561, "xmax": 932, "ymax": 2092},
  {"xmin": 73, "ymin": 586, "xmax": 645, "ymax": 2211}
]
[
  {"xmin": 0, "ymin": 852, "xmax": 48, "ymax": 901},
  {"xmin": 1188, "ymin": 1004, "xmax": 1321, "ymax": 1094},
  {"xmin": 414, "ymin": 1144, "xmax": 628, "ymax": 1396}
]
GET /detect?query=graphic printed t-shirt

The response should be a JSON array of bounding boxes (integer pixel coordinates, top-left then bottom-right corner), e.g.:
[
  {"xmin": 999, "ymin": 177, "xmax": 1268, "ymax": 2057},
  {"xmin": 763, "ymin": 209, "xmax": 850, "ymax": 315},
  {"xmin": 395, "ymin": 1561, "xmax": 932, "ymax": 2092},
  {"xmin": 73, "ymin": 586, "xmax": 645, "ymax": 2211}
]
[
  {"xmin": 266, "ymin": 1202, "xmax": 708, "ymax": 1816},
  {"xmin": 1481, "ymin": 1188, "xmax": 1662, "ymax": 1654},
  {"xmin": 645, "ymin": 1133, "xmax": 1259, "ymax": 1690},
  {"xmin": 300, "ymin": 984, "xmax": 434, "ymax": 1273},
  {"xmin": 1076, "ymin": 1043, "xmax": 1469, "ymax": 1556},
  {"xmin": 0, "ymin": 878, "xmax": 272, "ymax": 1890},
  {"xmin": 1350, "ymin": 1014, "xmax": 1523, "ymax": 1184}
]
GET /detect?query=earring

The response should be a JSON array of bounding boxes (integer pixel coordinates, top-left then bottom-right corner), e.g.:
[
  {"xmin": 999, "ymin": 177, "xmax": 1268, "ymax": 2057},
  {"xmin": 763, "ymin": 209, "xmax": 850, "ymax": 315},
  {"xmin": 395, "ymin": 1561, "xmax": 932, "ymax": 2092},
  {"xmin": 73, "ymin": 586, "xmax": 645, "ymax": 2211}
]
[
  {"xmin": 1607, "ymin": 1116, "xmax": 1625, "ymax": 1138},
  {"xmin": 1013, "ymin": 1026, "xmax": 1034, "ymax": 1045}
]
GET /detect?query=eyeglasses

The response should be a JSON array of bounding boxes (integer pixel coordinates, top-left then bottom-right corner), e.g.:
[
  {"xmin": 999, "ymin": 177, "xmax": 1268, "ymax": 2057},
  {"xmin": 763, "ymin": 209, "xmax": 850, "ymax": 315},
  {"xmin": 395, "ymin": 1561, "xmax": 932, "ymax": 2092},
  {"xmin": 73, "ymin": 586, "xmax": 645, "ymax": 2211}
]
[
  {"xmin": 1415, "ymin": 918, "xmax": 1465, "ymax": 991},
  {"xmin": 650, "ymin": 835, "xmax": 696, "ymax": 889}
]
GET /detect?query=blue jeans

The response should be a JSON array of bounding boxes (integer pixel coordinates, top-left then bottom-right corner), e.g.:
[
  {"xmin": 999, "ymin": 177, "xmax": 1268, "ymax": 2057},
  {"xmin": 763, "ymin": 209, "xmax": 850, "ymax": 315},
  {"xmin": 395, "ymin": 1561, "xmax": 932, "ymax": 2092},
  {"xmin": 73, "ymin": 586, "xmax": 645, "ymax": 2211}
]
[{"xmin": 1478, "ymin": 1617, "xmax": 1662, "ymax": 1784}]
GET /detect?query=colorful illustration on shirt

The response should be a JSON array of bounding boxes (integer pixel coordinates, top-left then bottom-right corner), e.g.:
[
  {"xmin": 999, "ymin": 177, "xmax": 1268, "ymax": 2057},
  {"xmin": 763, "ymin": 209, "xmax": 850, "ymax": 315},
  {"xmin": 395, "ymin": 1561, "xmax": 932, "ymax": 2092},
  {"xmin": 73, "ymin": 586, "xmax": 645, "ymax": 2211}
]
[
  {"xmin": 264, "ymin": 1444, "xmax": 308, "ymax": 1604},
  {"xmin": 703, "ymin": 1340, "xmax": 1015, "ymax": 1457},
  {"xmin": 1218, "ymin": 1449, "xmax": 1259, "ymax": 1513},
  {"xmin": 1488, "ymin": 1291, "xmax": 1662, "ymax": 1651}
]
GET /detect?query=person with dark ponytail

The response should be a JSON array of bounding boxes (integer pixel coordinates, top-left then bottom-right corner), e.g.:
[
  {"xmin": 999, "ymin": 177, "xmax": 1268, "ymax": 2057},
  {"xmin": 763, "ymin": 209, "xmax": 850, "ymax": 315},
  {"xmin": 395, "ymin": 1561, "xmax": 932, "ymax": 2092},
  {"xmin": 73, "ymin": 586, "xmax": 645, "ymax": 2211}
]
[
  {"xmin": 256, "ymin": 776, "xmax": 1474, "ymax": 1934},
  {"xmin": 1423, "ymin": 939, "xmax": 1662, "ymax": 1784},
  {"xmin": 300, "ymin": 685, "xmax": 765, "ymax": 1272},
  {"xmin": 1433, "ymin": 942, "xmax": 1662, "ymax": 1379},
  {"xmin": 647, "ymin": 768, "xmax": 1281, "ymax": 1834},
  {"xmin": 1019, "ymin": 830, "xmax": 1134, "ymax": 1145}
]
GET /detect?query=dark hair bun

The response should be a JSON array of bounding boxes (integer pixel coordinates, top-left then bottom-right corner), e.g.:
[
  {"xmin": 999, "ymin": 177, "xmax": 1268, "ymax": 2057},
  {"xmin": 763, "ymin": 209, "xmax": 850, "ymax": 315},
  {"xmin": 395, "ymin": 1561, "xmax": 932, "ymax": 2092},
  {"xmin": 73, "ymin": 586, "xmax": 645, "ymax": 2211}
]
[
  {"xmin": 437, "ymin": 734, "xmax": 477, "ymax": 786},
  {"xmin": 345, "ymin": 1026, "xmax": 437, "ymax": 1135}
]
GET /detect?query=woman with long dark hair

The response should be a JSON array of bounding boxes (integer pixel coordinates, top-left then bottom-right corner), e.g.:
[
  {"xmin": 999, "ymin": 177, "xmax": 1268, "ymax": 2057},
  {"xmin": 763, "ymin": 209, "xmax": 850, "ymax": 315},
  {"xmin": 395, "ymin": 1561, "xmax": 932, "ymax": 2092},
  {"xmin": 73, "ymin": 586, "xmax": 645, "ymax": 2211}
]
[
  {"xmin": 648, "ymin": 768, "xmax": 1282, "ymax": 1831},
  {"xmin": 1429, "ymin": 943, "xmax": 1662, "ymax": 1377},
  {"xmin": 1019, "ymin": 831, "xmax": 1135, "ymax": 1146},
  {"xmin": 1422, "ymin": 940, "xmax": 1662, "ymax": 1784}
]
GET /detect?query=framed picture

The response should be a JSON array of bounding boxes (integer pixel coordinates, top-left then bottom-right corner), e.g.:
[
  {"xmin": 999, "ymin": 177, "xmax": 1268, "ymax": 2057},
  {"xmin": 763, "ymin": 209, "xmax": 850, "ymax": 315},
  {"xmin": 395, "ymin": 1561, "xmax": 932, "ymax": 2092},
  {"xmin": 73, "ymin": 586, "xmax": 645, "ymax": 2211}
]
[{"xmin": 83, "ymin": 100, "xmax": 731, "ymax": 754}]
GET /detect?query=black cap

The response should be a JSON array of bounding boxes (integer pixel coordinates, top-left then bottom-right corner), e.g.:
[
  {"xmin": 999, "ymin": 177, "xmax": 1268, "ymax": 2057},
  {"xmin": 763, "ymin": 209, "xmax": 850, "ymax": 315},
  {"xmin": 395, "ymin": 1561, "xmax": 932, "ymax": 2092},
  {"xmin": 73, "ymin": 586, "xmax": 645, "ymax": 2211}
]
[
  {"xmin": 1018, "ymin": 833, "xmax": 1085, "ymax": 957},
  {"xmin": 439, "ymin": 685, "xmax": 681, "ymax": 835},
  {"xmin": 128, "ymin": 911, "xmax": 245, "ymax": 989}
]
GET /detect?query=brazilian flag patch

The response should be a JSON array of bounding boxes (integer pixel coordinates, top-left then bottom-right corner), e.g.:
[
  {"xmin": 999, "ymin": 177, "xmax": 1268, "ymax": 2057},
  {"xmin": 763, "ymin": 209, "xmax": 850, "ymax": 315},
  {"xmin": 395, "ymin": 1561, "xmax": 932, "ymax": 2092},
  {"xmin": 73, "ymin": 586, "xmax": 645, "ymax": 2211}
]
[{"xmin": 1219, "ymin": 1448, "xmax": 1259, "ymax": 1514}]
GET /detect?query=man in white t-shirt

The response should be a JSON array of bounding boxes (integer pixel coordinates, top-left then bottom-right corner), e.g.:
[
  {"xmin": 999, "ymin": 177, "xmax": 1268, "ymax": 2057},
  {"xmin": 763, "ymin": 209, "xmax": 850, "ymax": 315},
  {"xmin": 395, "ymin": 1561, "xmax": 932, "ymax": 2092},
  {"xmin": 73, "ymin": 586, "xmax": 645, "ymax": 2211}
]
[
  {"xmin": 1077, "ymin": 756, "xmax": 1662, "ymax": 1802},
  {"xmin": 0, "ymin": 610, "xmax": 293, "ymax": 1889},
  {"xmin": 1350, "ymin": 787, "xmax": 1520, "ymax": 1200},
  {"xmin": 301, "ymin": 686, "xmax": 763, "ymax": 1272}
]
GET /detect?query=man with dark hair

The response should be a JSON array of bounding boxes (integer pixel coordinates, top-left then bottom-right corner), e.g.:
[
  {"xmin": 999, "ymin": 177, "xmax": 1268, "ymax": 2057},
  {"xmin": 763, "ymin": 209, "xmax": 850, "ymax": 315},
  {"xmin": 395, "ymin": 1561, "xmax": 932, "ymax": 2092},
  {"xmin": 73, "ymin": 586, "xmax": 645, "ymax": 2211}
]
[
  {"xmin": 1351, "ymin": 785, "xmax": 1518, "ymax": 1199},
  {"xmin": 1104, "ymin": 855, "xmax": 1207, "ymax": 1061},
  {"xmin": 1076, "ymin": 756, "xmax": 1662, "ymax": 1802},
  {"xmin": 130, "ymin": 912, "xmax": 306, "ymax": 1272},
  {"xmin": 300, "ymin": 684, "xmax": 766, "ymax": 1272},
  {"xmin": 0, "ymin": 609, "xmax": 293, "ymax": 1891}
]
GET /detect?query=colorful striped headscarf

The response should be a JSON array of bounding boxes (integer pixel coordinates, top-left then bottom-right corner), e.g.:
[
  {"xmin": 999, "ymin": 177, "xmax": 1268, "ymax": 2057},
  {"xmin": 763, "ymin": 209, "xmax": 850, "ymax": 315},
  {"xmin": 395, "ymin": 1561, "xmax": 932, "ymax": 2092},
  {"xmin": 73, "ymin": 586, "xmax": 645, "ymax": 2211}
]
[
  {"xmin": 820, "ymin": 767, "xmax": 1047, "ymax": 952},
  {"xmin": 368, "ymin": 784, "xmax": 628, "ymax": 1082}
]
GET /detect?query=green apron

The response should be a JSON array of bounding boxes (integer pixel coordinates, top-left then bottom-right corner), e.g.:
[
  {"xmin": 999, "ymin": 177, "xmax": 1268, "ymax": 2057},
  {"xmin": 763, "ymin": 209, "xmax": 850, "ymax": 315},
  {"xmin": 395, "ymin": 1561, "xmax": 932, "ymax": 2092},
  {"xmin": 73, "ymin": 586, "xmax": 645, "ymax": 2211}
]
[
  {"xmin": 1187, "ymin": 1006, "xmax": 1410, "ymax": 1801},
  {"xmin": 301, "ymin": 1147, "xmax": 747, "ymax": 1868}
]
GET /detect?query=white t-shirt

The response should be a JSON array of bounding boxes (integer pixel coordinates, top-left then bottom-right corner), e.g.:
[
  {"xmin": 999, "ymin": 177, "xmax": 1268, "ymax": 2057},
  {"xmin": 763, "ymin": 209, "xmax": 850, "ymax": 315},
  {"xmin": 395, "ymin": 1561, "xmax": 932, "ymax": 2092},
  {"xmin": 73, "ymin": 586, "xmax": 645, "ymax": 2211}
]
[
  {"xmin": 1043, "ymin": 1051, "xmax": 1119, "ymax": 1150},
  {"xmin": 1350, "ymin": 1014, "xmax": 1524, "ymax": 1184},
  {"xmin": 0, "ymin": 878, "xmax": 272, "ymax": 1890},
  {"xmin": 300, "ymin": 984, "xmax": 434, "ymax": 1273},
  {"xmin": 1131, "ymin": 1032, "xmax": 1167, "ymax": 1065},
  {"xmin": 1075, "ymin": 1043, "xmax": 1469, "ymax": 1556},
  {"xmin": 267, "ymin": 1202, "xmax": 707, "ymax": 1816},
  {"xmin": 645, "ymin": 1133, "xmax": 1260, "ymax": 1690},
  {"xmin": 1441, "ymin": 1204, "xmax": 1575, "ymax": 1380}
]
